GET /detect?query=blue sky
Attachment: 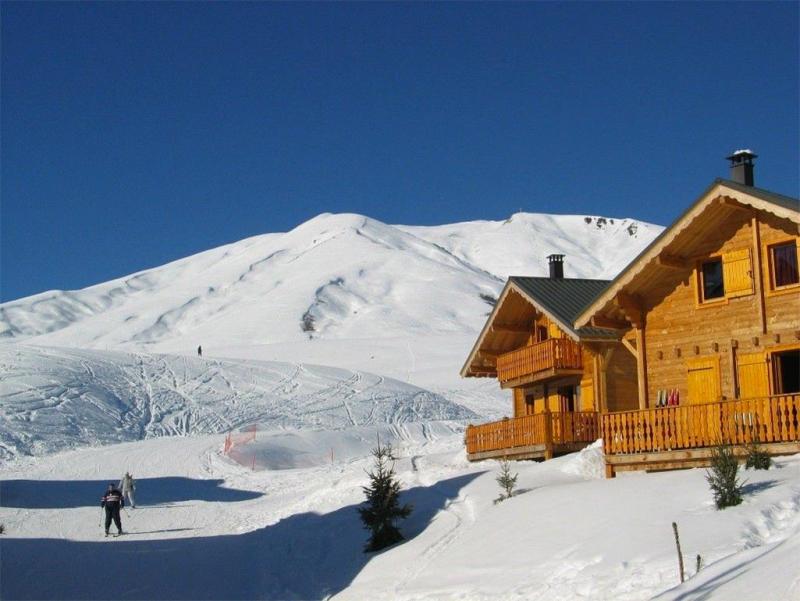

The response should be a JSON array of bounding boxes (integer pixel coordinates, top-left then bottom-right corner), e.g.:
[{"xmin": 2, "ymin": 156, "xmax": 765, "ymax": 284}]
[{"xmin": 2, "ymin": 2, "xmax": 798, "ymax": 302}]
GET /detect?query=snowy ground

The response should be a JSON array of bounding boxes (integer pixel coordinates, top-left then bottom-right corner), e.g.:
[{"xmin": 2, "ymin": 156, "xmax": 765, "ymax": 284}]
[
  {"xmin": 0, "ymin": 345, "xmax": 478, "ymax": 460},
  {"xmin": 1, "ymin": 433, "xmax": 798, "ymax": 600}
]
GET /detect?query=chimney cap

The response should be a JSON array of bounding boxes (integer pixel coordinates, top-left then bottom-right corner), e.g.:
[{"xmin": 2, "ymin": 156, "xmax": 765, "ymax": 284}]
[
  {"xmin": 547, "ymin": 254, "xmax": 565, "ymax": 262},
  {"xmin": 726, "ymin": 149, "xmax": 757, "ymax": 164}
]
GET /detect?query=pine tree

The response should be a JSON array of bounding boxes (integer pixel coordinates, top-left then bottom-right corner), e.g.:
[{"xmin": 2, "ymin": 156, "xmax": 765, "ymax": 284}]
[
  {"xmin": 495, "ymin": 457, "xmax": 518, "ymax": 503},
  {"xmin": 705, "ymin": 443, "xmax": 744, "ymax": 509},
  {"xmin": 358, "ymin": 442, "xmax": 412, "ymax": 552}
]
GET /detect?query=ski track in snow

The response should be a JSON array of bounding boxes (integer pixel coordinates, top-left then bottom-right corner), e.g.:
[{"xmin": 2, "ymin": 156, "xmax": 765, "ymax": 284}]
[{"xmin": 0, "ymin": 346, "xmax": 476, "ymax": 461}]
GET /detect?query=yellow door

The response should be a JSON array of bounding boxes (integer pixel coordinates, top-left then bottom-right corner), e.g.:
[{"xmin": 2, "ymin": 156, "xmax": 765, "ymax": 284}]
[
  {"xmin": 737, "ymin": 351, "xmax": 770, "ymax": 399},
  {"xmin": 686, "ymin": 357, "xmax": 721, "ymax": 404}
]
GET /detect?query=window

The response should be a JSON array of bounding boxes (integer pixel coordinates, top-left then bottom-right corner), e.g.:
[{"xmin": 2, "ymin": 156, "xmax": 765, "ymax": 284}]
[
  {"xmin": 770, "ymin": 241, "xmax": 799, "ymax": 289},
  {"xmin": 772, "ymin": 349, "xmax": 800, "ymax": 394},
  {"xmin": 700, "ymin": 258, "xmax": 725, "ymax": 301}
]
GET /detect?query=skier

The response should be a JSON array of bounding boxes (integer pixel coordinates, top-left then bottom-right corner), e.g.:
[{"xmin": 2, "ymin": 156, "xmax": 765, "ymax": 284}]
[
  {"xmin": 101, "ymin": 483, "xmax": 124, "ymax": 537},
  {"xmin": 118, "ymin": 471, "xmax": 136, "ymax": 508},
  {"xmin": 197, "ymin": 345, "xmax": 202, "ymax": 357}
]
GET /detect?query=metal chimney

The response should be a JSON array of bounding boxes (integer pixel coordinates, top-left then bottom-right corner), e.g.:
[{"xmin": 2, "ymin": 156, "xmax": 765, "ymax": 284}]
[
  {"xmin": 547, "ymin": 254, "xmax": 564, "ymax": 279},
  {"xmin": 726, "ymin": 149, "xmax": 757, "ymax": 186}
]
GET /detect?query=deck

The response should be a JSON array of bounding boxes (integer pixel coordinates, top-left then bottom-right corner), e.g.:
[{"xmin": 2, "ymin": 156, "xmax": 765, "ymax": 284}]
[
  {"xmin": 496, "ymin": 338, "xmax": 583, "ymax": 388},
  {"xmin": 602, "ymin": 394, "xmax": 800, "ymax": 476},
  {"xmin": 465, "ymin": 411, "xmax": 599, "ymax": 461}
]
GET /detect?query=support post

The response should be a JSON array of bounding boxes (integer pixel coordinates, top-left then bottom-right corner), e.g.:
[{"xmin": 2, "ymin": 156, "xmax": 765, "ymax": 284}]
[
  {"xmin": 751, "ymin": 213, "xmax": 767, "ymax": 335},
  {"xmin": 635, "ymin": 325, "xmax": 648, "ymax": 409},
  {"xmin": 543, "ymin": 408, "xmax": 553, "ymax": 460}
]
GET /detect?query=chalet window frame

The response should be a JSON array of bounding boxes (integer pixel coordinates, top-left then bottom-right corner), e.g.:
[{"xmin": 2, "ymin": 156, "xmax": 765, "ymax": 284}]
[
  {"xmin": 695, "ymin": 255, "xmax": 727, "ymax": 307},
  {"xmin": 765, "ymin": 238, "xmax": 800, "ymax": 295}
]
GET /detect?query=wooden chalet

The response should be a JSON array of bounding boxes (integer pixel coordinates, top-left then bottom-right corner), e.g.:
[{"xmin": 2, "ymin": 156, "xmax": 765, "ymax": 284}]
[
  {"xmin": 463, "ymin": 151, "xmax": 800, "ymax": 475},
  {"xmin": 461, "ymin": 260, "xmax": 638, "ymax": 461}
]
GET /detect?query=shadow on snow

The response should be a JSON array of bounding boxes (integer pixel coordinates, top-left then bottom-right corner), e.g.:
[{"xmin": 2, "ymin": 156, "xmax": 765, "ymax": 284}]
[
  {"xmin": 0, "ymin": 477, "xmax": 262, "ymax": 509},
  {"xmin": 0, "ymin": 472, "xmax": 483, "ymax": 600}
]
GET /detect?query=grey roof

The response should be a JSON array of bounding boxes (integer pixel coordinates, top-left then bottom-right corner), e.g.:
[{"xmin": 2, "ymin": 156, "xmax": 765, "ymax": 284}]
[
  {"xmin": 716, "ymin": 178, "xmax": 799, "ymax": 212},
  {"xmin": 509, "ymin": 276, "xmax": 619, "ymax": 340}
]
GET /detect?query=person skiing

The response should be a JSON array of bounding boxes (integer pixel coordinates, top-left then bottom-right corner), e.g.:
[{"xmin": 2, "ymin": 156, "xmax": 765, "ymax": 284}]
[
  {"xmin": 101, "ymin": 483, "xmax": 124, "ymax": 537},
  {"xmin": 118, "ymin": 471, "xmax": 136, "ymax": 508},
  {"xmin": 197, "ymin": 345, "xmax": 202, "ymax": 357}
]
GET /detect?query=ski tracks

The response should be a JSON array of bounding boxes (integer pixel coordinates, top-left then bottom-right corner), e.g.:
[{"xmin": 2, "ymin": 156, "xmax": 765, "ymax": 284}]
[{"xmin": 392, "ymin": 490, "xmax": 476, "ymax": 597}]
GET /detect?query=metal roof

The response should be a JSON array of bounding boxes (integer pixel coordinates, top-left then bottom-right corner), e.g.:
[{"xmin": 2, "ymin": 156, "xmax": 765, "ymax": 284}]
[{"xmin": 508, "ymin": 276, "xmax": 619, "ymax": 339}]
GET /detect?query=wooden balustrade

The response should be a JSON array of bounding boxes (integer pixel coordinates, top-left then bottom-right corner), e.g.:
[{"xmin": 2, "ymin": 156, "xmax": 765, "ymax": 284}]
[
  {"xmin": 602, "ymin": 394, "xmax": 800, "ymax": 455},
  {"xmin": 465, "ymin": 411, "xmax": 599, "ymax": 455},
  {"xmin": 496, "ymin": 338, "xmax": 583, "ymax": 384}
]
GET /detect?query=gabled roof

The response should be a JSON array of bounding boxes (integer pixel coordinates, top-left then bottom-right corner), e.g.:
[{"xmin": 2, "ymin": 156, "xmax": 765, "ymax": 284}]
[
  {"xmin": 509, "ymin": 277, "xmax": 615, "ymax": 339},
  {"xmin": 460, "ymin": 276, "xmax": 617, "ymax": 378},
  {"xmin": 575, "ymin": 179, "xmax": 800, "ymax": 328}
]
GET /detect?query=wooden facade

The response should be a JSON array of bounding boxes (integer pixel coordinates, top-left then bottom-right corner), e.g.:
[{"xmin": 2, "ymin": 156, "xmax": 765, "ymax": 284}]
[
  {"xmin": 577, "ymin": 179, "xmax": 800, "ymax": 475},
  {"xmin": 463, "ymin": 173, "xmax": 799, "ymax": 473}
]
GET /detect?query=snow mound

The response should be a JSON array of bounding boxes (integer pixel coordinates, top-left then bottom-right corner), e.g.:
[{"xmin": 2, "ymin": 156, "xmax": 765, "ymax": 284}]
[
  {"xmin": 0, "ymin": 345, "xmax": 476, "ymax": 461},
  {"xmin": 560, "ymin": 438, "xmax": 606, "ymax": 479}
]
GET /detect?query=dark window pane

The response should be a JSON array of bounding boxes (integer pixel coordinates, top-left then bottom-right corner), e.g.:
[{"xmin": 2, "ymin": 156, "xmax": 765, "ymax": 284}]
[
  {"xmin": 702, "ymin": 259, "xmax": 724, "ymax": 300},
  {"xmin": 773, "ymin": 243, "xmax": 799, "ymax": 287}
]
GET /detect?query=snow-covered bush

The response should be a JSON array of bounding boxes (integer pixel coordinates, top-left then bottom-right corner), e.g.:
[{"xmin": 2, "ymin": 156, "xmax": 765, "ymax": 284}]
[
  {"xmin": 706, "ymin": 444, "xmax": 743, "ymax": 509},
  {"xmin": 358, "ymin": 442, "xmax": 413, "ymax": 552}
]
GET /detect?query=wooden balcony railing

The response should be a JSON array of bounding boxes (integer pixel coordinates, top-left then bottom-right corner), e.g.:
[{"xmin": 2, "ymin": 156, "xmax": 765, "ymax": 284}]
[
  {"xmin": 602, "ymin": 394, "xmax": 800, "ymax": 455},
  {"xmin": 496, "ymin": 338, "xmax": 582, "ymax": 384},
  {"xmin": 465, "ymin": 411, "xmax": 599, "ymax": 455}
]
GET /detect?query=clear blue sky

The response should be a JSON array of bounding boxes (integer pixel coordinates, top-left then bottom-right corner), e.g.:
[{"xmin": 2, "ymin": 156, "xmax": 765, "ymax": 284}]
[{"xmin": 1, "ymin": 2, "xmax": 798, "ymax": 302}]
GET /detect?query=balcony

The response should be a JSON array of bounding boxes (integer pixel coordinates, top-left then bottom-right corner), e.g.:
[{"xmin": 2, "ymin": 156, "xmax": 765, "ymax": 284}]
[
  {"xmin": 496, "ymin": 338, "xmax": 583, "ymax": 387},
  {"xmin": 465, "ymin": 411, "xmax": 599, "ymax": 461},
  {"xmin": 602, "ymin": 394, "xmax": 800, "ymax": 476}
]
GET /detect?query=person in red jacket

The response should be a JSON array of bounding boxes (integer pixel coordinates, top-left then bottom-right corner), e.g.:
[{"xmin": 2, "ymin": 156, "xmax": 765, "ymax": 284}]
[{"xmin": 101, "ymin": 483, "xmax": 124, "ymax": 537}]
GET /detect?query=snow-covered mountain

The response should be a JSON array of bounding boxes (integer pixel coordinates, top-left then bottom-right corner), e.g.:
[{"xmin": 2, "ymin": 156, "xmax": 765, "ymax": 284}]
[{"xmin": 0, "ymin": 212, "xmax": 661, "ymax": 352}]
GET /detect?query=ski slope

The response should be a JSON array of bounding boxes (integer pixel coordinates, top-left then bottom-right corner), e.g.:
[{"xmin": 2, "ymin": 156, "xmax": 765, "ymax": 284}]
[
  {"xmin": 1, "ymin": 433, "xmax": 798, "ymax": 600},
  {"xmin": 0, "ymin": 345, "xmax": 476, "ymax": 461}
]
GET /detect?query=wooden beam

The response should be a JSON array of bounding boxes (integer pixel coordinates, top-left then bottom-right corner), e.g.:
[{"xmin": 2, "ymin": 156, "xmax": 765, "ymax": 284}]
[
  {"xmin": 490, "ymin": 324, "xmax": 531, "ymax": 334},
  {"xmin": 752, "ymin": 213, "xmax": 767, "ymax": 335},
  {"xmin": 616, "ymin": 292, "xmax": 643, "ymax": 328},
  {"xmin": 620, "ymin": 337, "xmax": 638, "ymax": 359},
  {"xmin": 719, "ymin": 197, "xmax": 752, "ymax": 212},
  {"xmin": 590, "ymin": 315, "xmax": 629, "ymax": 330},
  {"xmin": 635, "ymin": 325, "xmax": 648, "ymax": 409},
  {"xmin": 656, "ymin": 254, "xmax": 687, "ymax": 270}
]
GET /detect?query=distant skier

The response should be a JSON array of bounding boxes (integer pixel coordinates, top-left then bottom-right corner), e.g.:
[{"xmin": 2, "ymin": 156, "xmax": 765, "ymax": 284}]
[
  {"xmin": 101, "ymin": 483, "xmax": 124, "ymax": 537},
  {"xmin": 197, "ymin": 345, "xmax": 202, "ymax": 357},
  {"xmin": 118, "ymin": 471, "xmax": 136, "ymax": 508}
]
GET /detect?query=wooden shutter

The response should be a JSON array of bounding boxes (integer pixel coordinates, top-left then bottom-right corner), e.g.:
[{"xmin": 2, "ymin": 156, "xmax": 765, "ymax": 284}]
[
  {"xmin": 580, "ymin": 378, "xmax": 594, "ymax": 411},
  {"xmin": 737, "ymin": 351, "xmax": 770, "ymax": 399},
  {"xmin": 722, "ymin": 248, "xmax": 754, "ymax": 298},
  {"xmin": 686, "ymin": 357, "xmax": 721, "ymax": 404}
]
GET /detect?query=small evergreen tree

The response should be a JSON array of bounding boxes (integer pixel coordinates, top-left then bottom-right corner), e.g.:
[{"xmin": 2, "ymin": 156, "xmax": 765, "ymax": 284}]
[
  {"xmin": 495, "ymin": 457, "xmax": 518, "ymax": 503},
  {"xmin": 744, "ymin": 433, "xmax": 772, "ymax": 470},
  {"xmin": 705, "ymin": 443, "xmax": 744, "ymax": 509},
  {"xmin": 358, "ymin": 442, "xmax": 412, "ymax": 552}
]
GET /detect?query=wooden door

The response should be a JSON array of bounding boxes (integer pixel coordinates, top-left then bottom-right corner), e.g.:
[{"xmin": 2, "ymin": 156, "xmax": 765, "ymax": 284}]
[
  {"xmin": 737, "ymin": 351, "xmax": 770, "ymax": 399},
  {"xmin": 686, "ymin": 357, "xmax": 721, "ymax": 404}
]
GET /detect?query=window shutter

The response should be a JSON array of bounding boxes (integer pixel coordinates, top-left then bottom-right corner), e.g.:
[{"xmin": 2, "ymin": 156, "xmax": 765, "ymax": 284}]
[
  {"xmin": 722, "ymin": 248, "xmax": 754, "ymax": 298},
  {"xmin": 736, "ymin": 351, "xmax": 770, "ymax": 399},
  {"xmin": 686, "ymin": 357, "xmax": 721, "ymax": 404}
]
